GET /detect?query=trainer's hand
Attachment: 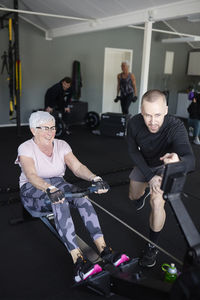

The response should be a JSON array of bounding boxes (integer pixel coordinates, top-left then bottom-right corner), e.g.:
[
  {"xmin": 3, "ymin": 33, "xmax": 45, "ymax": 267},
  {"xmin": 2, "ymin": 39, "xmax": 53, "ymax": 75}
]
[
  {"xmin": 46, "ymin": 186, "xmax": 65, "ymax": 204},
  {"xmin": 160, "ymin": 153, "xmax": 180, "ymax": 164},
  {"xmin": 92, "ymin": 176, "xmax": 109, "ymax": 194},
  {"xmin": 149, "ymin": 175, "xmax": 162, "ymax": 194}
]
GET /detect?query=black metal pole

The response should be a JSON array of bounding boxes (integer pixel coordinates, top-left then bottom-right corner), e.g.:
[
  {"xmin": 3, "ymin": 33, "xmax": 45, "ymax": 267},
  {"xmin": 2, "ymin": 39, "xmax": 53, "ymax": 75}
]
[
  {"xmin": 14, "ymin": 0, "xmax": 21, "ymax": 136},
  {"xmin": 167, "ymin": 193, "xmax": 200, "ymax": 249}
]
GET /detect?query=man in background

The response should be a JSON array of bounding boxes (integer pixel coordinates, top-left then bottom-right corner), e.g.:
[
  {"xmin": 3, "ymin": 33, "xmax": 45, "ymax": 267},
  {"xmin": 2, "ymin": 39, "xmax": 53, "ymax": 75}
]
[{"xmin": 45, "ymin": 77, "xmax": 72, "ymax": 134}]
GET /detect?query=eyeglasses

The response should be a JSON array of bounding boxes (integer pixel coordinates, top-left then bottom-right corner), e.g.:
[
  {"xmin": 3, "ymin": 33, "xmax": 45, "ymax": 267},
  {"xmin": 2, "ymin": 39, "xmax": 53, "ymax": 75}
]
[{"xmin": 36, "ymin": 126, "xmax": 56, "ymax": 131}]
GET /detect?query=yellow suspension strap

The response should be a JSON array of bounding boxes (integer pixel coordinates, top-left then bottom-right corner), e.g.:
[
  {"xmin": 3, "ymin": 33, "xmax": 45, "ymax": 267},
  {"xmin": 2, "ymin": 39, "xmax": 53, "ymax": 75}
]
[
  {"xmin": 14, "ymin": 59, "xmax": 22, "ymax": 108},
  {"xmin": 9, "ymin": 18, "xmax": 12, "ymax": 41},
  {"xmin": 15, "ymin": 60, "xmax": 18, "ymax": 108},
  {"xmin": 19, "ymin": 60, "xmax": 22, "ymax": 96},
  {"xmin": 8, "ymin": 18, "xmax": 14, "ymax": 119}
]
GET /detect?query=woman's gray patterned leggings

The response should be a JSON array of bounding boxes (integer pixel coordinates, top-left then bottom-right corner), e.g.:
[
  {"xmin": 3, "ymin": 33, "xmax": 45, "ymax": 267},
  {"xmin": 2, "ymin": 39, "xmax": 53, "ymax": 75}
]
[{"xmin": 20, "ymin": 177, "xmax": 103, "ymax": 252}]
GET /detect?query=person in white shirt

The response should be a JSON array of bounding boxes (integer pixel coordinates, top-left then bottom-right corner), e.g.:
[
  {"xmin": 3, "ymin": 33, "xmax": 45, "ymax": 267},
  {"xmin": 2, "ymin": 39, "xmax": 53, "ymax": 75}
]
[{"xmin": 15, "ymin": 111, "xmax": 130, "ymax": 283}]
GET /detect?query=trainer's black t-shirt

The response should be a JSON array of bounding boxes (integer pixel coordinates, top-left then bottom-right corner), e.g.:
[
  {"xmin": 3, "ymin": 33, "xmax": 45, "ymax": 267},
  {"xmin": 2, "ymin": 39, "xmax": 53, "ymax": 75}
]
[{"xmin": 127, "ymin": 114, "xmax": 195, "ymax": 182}]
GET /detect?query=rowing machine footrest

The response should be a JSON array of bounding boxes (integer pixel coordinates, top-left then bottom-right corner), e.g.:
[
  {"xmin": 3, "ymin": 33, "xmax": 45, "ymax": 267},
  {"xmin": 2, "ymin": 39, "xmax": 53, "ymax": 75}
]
[{"xmin": 73, "ymin": 270, "xmax": 111, "ymax": 297}]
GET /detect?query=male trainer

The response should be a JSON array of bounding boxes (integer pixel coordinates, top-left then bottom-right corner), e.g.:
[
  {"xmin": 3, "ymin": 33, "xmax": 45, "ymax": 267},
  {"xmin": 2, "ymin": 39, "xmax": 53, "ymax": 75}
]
[{"xmin": 127, "ymin": 89, "xmax": 195, "ymax": 267}]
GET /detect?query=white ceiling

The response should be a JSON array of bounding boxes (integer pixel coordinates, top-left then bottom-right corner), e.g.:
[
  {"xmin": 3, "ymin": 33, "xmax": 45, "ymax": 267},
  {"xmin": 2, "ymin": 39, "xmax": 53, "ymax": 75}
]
[{"xmin": 0, "ymin": 0, "xmax": 200, "ymax": 46}]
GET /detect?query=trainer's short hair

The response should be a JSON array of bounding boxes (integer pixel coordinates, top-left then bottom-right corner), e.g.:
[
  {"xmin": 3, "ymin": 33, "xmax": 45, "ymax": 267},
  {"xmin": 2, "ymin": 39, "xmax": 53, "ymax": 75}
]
[
  {"xmin": 141, "ymin": 89, "xmax": 167, "ymax": 105},
  {"xmin": 29, "ymin": 111, "xmax": 55, "ymax": 128},
  {"xmin": 62, "ymin": 77, "xmax": 72, "ymax": 84}
]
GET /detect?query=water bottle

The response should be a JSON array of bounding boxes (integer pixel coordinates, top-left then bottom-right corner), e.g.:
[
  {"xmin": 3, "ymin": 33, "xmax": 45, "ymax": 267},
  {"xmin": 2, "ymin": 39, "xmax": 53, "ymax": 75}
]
[{"xmin": 161, "ymin": 263, "xmax": 177, "ymax": 283}]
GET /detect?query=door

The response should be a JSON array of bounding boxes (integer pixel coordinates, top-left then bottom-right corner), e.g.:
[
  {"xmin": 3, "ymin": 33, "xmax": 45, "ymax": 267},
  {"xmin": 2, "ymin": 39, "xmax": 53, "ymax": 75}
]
[{"xmin": 102, "ymin": 48, "xmax": 133, "ymax": 113}]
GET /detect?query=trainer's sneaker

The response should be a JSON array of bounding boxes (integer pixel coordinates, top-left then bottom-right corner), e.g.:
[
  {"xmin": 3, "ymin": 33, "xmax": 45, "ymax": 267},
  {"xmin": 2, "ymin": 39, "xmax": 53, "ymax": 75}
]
[
  {"xmin": 100, "ymin": 246, "xmax": 130, "ymax": 267},
  {"xmin": 139, "ymin": 243, "xmax": 159, "ymax": 268},
  {"xmin": 74, "ymin": 256, "xmax": 102, "ymax": 283},
  {"xmin": 134, "ymin": 187, "xmax": 150, "ymax": 211}
]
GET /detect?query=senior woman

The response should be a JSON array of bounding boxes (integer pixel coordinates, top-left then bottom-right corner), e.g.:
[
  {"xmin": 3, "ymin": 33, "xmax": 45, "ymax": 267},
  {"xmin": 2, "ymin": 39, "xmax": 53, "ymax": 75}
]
[{"xmin": 15, "ymin": 111, "xmax": 129, "ymax": 283}]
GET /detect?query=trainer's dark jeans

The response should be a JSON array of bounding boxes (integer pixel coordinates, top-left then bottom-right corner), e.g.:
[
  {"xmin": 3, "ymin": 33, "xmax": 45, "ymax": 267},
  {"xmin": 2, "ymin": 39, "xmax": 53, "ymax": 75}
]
[{"xmin": 20, "ymin": 177, "xmax": 103, "ymax": 252}]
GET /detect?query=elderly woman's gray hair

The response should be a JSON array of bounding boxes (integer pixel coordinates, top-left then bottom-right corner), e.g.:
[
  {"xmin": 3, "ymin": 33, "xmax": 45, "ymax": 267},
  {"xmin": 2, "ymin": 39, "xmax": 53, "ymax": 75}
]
[
  {"xmin": 29, "ymin": 111, "xmax": 55, "ymax": 128},
  {"xmin": 121, "ymin": 60, "xmax": 130, "ymax": 67}
]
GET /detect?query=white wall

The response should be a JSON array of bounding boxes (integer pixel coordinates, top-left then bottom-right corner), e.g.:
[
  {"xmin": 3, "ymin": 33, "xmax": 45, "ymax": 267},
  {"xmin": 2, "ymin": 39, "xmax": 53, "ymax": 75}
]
[{"xmin": 0, "ymin": 19, "xmax": 192, "ymax": 124}]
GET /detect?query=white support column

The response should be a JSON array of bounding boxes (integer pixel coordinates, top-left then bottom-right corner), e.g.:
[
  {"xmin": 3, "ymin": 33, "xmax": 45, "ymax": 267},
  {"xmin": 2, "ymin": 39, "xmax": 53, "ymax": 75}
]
[{"xmin": 138, "ymin": 21, "xmax": 153, "ymax": 112}]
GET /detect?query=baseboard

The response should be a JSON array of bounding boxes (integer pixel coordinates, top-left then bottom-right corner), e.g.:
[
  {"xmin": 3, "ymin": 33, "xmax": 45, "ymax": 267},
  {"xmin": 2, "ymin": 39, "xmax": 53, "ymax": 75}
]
[{"xmin": 0, "ymin": 123, "xmax": 29, "ymax": 128}]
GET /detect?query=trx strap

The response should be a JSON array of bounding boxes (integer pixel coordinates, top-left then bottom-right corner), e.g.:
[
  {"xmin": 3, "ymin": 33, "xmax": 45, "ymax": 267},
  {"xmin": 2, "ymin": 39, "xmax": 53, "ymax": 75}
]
[
  {"xmin": 8, "ymin": 18, "xmax": 14, "ymax": 118},
  {"xmin": 7, "ymin": 17, "xmax": 22, "ymax": 118},
  {"xmin": 15, "ymin": 59, "xmax": 22, "ymax": 108}
]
